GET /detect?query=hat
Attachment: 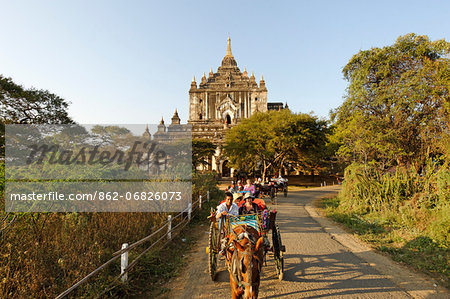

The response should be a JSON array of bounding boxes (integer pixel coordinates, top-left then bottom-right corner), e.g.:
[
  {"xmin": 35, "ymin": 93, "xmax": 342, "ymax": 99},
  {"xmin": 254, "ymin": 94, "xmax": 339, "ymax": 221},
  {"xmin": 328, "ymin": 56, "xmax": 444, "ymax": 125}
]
[
  {"xmin": 243, "ymin": 192, "xmax": 253, "ymax": 200},
  {"xmin": 233, "ymin": 193, "xmax": 243, "ymax": 201}
]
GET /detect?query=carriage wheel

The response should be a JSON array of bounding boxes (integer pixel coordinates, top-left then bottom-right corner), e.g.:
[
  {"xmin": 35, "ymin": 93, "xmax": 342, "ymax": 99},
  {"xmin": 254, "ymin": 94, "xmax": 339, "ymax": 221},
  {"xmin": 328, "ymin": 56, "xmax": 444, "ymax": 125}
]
[
  {"xmin": 208, "ymin": 221, "xmax": 219, "ymax": 280},
  {"xmin": 283, "ymin": 185, "xmax": 288, "ymax": 197},
  {"xmin": 272, "ymin": 225, "xmax": 284, "ymax": 281}
]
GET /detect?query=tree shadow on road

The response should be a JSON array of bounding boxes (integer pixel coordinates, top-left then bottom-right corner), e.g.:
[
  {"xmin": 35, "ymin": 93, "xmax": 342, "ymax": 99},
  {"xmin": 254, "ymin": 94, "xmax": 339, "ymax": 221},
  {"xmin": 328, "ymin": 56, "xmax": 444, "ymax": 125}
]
[
  {"xmin": 277, "ymin": 216, "xmax": 325, "ymax": 234},
  {"xmin": 261, "ymin": 250, "xmax": 407, "ymax": 298}
]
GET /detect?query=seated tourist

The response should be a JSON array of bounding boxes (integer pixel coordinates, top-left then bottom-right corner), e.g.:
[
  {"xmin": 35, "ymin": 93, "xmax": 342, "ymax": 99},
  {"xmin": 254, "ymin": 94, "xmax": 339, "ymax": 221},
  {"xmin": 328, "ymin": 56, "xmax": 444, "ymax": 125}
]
[
  {"xmin": 233, "ymin": 192, "xmax": 243, "ymax": 206},
  {"xmin": 276, "ymin": 175, "xmax": 288, "ymax": 186},
  {"xmin": 226, "ymin": 182, "xmax": 237, "ymax": 192},
  {"xmin": 243, "ymin": 179, "xmax": 256, "ymax": 195},
  {"xmin": 239, "ymin": 193, "xmax": 259, "ymax": 215},
  {"xmin": 236, "ymin": 179, "xmax": 243, "ymax": 189}
]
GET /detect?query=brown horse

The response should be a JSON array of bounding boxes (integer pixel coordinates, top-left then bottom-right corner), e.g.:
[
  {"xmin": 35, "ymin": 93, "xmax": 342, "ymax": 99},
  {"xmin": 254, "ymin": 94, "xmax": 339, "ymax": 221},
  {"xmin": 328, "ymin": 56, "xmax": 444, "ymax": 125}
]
[{"xmin": 225, "ymin": 225, "xmax": 265, "ymax": 299}]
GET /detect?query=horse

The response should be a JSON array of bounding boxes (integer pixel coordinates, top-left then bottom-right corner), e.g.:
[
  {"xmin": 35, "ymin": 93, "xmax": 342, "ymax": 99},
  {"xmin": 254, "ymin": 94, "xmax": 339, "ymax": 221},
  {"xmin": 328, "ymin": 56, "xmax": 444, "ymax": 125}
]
[{"xmin": 225, "ymin": 225, "xmax": 265, "ymax": 299}]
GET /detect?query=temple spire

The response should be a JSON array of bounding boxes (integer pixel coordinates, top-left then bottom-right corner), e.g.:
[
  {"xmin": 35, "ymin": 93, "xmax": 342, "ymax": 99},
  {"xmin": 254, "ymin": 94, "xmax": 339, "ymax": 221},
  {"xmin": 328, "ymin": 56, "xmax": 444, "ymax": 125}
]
[
  {"xmin": 142, "ymin": 124, "xmax": 151, "ymax": 139},
  {"xmin": 221, "ymin": 36, "xmax": 237, "ymax": 67},
  {"xmin": 171, "ymin": 109, "xmax": 180, "ymax": 125},
  {"xmin": 226, "ymin": 36, "xmax": 233, "ymax": 57}
]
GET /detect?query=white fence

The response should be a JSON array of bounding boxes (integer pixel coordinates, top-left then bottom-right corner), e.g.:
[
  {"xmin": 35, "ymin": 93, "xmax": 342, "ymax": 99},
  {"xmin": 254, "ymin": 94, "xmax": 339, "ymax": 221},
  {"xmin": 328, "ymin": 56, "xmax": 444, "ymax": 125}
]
[{"xmin": 56, "ymin": 191, "xmax": 210, "ymax": 299}]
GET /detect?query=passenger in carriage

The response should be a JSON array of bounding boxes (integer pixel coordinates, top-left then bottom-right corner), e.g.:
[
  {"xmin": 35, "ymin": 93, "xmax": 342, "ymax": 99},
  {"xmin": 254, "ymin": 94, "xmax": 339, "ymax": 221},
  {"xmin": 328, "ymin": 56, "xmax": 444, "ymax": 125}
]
[
  {"xmin": 226, "ymin": 181, "xmax": 237, "ymax": 193},
  {"xmin": 253, "ymin": 178, "xmax": 262, "ymax": 198},
  {"xmin": 276, "ymin": 174, "xmax": 288, "ymax": 186},
  {"xmin": 232, "ymin": 192, "xmax": 243, "ymax": 206},
  {"xmin": 243, "ymin": 179, "xmax": 256, "ymax": 195},
  {"xmin": 236, "ymin": 191, "xmax": 250, "ymax": 207},
  {"xmin": 239, "ymin": 193, "xmax": 259, "ymax": 215},
  {"xmin": 236, "ymin": 179, "xmax": 243, "ymax": 189}
]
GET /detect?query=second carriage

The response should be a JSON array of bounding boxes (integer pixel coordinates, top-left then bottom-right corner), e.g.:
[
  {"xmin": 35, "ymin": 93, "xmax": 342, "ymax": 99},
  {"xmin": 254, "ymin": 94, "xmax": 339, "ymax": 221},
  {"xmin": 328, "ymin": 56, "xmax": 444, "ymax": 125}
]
[{"xmin": 254, "ymin": 178, "xmax": 288, "ymax": 200}]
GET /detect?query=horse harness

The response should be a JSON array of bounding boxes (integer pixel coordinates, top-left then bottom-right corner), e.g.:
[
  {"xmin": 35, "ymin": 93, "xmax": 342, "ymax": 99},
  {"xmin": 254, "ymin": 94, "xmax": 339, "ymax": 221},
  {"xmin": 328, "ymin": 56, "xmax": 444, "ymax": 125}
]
[{"xmin": 226, "ymin": 227, "xmax": 262, "ymax": 290}]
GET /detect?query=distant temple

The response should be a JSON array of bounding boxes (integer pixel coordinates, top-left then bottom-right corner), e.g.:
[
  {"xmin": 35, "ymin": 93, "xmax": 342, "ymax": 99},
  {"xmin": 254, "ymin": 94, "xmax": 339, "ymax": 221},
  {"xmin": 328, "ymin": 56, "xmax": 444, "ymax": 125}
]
[{"xmin": 150, "ymin": 37, "xmax": 286, "ymax": 176}]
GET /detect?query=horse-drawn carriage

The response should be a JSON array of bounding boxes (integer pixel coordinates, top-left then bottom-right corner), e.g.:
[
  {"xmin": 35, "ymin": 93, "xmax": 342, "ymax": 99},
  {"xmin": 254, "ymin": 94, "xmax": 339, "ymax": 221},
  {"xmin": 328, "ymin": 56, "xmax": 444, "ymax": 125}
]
[
  {"xmin": 273, "ymin": 178, "xmax": 288, "ymax": 198},
  {"xmin": 254, "ymin": 178, "xmax": 288, "ymax": 200},
  {"xmin": 206, "ymin": 208, "xmax": 285, "ymax": 298}
]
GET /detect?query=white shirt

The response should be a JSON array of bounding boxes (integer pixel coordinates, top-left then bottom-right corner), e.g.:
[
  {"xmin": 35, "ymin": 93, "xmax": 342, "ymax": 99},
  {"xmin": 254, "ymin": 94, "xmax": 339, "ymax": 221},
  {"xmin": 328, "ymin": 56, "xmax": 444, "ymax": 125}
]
[
  {"xmin": 277, "ymin": 177, "xmax": 287, "ymax": 183},
  {"xmin": 216, "ymin": 202, "xmax": 239, "ymax": 217}
]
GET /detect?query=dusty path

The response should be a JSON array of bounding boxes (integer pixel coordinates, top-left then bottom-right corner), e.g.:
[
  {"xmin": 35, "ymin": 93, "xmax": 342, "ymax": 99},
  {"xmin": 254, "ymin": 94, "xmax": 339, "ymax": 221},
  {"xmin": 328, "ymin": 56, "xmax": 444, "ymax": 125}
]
[{"xmin": 162, "ymin": 186, "xmax": 448, "ymax": 298}]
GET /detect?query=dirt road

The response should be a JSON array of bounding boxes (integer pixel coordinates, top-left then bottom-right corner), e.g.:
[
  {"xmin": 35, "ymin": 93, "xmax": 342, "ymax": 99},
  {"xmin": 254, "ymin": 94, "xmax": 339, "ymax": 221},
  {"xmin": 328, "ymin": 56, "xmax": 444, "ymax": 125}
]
[{"xmin": 163, "ymin": 186, "xmax": 448, "ymax": 298}]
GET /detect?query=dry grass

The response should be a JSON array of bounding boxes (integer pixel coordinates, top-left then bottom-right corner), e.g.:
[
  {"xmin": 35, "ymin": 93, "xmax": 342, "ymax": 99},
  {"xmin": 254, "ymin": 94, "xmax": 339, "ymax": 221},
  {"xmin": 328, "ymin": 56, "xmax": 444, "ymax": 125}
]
[{"xmin": 0, "ymin": 172, "xmax": 220, "ymax": 298}]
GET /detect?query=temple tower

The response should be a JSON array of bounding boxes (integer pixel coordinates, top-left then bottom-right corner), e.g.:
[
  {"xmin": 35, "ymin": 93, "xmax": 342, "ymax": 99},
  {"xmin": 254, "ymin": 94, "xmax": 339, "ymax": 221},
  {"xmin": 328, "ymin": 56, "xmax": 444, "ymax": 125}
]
[{"xmin": 188, "ymin": 37, "xmax": 268, "ymax": 142}]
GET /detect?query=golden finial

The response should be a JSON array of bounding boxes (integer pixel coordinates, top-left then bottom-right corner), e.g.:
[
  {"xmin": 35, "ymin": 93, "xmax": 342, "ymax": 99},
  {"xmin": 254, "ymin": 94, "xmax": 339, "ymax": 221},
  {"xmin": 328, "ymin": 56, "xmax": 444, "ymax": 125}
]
[
  {"xmin": 192, "ymin": 75, "xmax": 196, "ymax": 82},
  {"xmin": 226, "ymin": 36, "xmax": 232, "ymax": 57},
  {"xmin": 261, "ymin": 75, "xmax": 264, "ymax": 81}
]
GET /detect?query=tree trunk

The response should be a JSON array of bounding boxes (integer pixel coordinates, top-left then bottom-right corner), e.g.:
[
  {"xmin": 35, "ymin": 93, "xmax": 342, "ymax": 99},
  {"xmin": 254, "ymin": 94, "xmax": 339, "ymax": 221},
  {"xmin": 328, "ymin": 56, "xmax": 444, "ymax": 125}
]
[{"xmin": 262, "ymin": 160, "xmax": 267, "ymax": 182}]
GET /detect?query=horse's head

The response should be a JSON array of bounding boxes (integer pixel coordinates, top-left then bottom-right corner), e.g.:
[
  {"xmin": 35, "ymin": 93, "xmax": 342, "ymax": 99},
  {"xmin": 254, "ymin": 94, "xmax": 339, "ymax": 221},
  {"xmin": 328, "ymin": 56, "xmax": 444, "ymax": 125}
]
[{"xmin": 226, "ymin": 226, "xmax": 264, "ymax": 299}]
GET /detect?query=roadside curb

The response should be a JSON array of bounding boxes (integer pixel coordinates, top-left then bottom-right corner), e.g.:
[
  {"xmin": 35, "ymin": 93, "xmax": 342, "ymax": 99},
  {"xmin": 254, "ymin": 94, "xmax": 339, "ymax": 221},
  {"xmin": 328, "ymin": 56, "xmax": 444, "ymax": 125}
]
[{"xmin": 305, "ymin": 196, "xmax": 449, "ymax": 299}]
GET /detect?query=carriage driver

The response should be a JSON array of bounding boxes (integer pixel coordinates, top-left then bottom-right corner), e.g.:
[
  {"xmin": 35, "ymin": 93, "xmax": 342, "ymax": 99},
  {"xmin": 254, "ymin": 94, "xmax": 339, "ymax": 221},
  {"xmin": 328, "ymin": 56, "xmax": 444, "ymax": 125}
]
[
  {"xmin": 216, "ymin": 192, "xmax": 239, "ymax": 256},
  {"xmin": 216, "ymin": 192, "xmax": 239, "ymax": 220}
]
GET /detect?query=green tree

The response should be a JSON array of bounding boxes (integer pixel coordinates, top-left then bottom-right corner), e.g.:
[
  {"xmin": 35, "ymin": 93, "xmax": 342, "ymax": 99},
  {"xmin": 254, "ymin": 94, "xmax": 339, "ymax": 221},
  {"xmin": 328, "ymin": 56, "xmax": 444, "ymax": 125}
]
[
  {"xmin": 332, "ymin": 33, "xmax": 450, "ymax": 168},
  {"xmin": 192, "ymin": 138, "xmax": 216, "ymax": 172},
  {"xmin": 0, "ymin": 75, "xmax": 73, "ymax": 124},
  {"xmin": 91, "ymin": 125, "xmax": 132, "ymax": 146},
  {"xmin": 223, "ymin": 109, "xmax": 330, "ymax": 179},
  {"xmin": 0, "ymin": 75, "xmax": 74, "ymax": 159}
]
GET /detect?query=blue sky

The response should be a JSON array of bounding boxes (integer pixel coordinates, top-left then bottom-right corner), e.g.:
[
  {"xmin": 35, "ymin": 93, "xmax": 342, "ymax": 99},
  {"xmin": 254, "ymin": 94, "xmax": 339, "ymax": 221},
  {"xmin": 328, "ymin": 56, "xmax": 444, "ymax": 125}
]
[{"xmin": 1, "ymin": 0, "xmax": 449, "ymax": 124}]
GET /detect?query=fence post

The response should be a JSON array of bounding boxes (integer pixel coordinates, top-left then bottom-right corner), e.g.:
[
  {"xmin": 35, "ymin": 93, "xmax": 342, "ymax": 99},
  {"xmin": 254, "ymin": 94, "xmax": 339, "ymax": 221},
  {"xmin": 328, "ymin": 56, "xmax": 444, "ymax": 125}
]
[
  {"xmin": 188, "ymin": 203, "xmax": 192, "ymax": 221},
  {"xmin": 207, "ymin": 190, "xmax": 210, "ymax": 201},
  {"xmin": 199, "ymin": 195, "xmax": 202, "ymax": 209},
  {"xmin": 121, "ymin": 243, "xmax": 128, "ymax": 282},
  {"xmin": 167, "ymin": 215, "xmax": 172, "ymax": 240}
]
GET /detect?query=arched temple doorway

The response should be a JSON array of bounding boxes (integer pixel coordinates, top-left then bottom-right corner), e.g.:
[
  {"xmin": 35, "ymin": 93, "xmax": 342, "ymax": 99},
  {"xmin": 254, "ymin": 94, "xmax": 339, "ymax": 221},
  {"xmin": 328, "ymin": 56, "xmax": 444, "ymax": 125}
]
[
  {"xmin": 222, "ymin": 160, "xmax": 231, "ymax": 177},
  {"xmin": 226, "ymin": 114, "xmax": 231, "ymax": 125}
]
